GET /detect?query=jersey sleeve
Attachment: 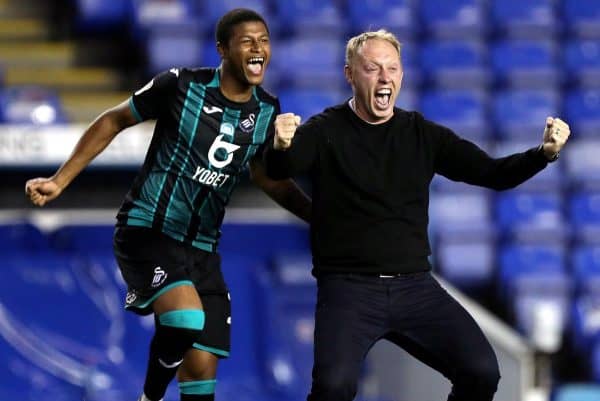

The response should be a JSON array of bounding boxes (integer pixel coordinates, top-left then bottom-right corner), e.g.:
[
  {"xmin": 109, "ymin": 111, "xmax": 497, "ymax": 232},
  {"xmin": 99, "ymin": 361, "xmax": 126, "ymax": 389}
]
[{"xmin": 129, "ymin": 69, "xmax": 179, "ymax": 122}]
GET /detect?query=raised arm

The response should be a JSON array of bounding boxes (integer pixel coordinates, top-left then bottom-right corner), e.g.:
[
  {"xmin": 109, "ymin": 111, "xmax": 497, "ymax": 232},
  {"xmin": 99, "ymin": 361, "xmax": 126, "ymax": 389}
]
[
  {"xmin": 25, "ymin": 100, "xmax": 138, "ymax": 206},
  {"xmin": 435, "ymin": 117, "xmax": 571, "ymax": 191}
]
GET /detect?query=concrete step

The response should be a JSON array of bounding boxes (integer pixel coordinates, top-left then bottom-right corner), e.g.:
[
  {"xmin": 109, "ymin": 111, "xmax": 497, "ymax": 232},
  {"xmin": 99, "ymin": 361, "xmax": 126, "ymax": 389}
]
[
  {"xmin": 4, "ymin": 66, "xmax": 122, "ymax": 92},
  {"xmin": 0, "ymin": 0, "xmax": 49, "ymax": 18},
  {"xmin": 0, "ymin": 17, "xmax": 48, "ymax": 41},
  {"xmin": 61, "ymin": 91, "xmax": 132, "ymax": 122},
  {"xmin": 0, "ymin": 42, "xmax": 75, "ymax": 67}
]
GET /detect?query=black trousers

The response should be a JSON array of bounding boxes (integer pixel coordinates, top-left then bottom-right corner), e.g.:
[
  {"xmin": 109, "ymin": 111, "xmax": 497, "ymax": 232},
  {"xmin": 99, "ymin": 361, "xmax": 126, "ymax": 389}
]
[{"xmin": 308, "ymin": 272, "xmax": 500, "ymax": 401}]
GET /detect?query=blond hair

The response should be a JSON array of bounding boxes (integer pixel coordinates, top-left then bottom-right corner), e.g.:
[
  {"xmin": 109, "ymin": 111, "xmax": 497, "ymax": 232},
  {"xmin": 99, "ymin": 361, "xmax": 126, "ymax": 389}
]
[{"xmin": 345, "ymin": 29, "xmax": 402, "ymax": 66}]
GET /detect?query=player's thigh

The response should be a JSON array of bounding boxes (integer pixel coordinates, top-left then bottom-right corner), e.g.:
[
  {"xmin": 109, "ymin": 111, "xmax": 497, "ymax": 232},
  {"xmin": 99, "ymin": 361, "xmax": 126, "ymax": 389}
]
[{"xmin": 178, "ymin": 348, "xmax": 219, "ymax": 381}]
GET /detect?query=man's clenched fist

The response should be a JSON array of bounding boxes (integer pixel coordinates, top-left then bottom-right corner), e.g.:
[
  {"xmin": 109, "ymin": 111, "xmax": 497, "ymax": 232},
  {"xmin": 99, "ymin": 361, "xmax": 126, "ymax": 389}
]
[
  {"xmin": 274, "ymin": 113, "xmax": 301, "ymax": 150},
  {"xmin": 542, "ymin": 117, "xmax": 570, "ymax": 160}
]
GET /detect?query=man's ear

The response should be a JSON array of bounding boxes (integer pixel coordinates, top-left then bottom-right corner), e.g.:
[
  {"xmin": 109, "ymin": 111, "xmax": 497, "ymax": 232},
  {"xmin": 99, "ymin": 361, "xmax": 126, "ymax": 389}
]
[
  {"xmin": 344, "ymin": 64, "xmax": 352, "ymax": 85},
  {"xmin": 217, "ymin": 41, "xmax": 226, "ymax": 59}
]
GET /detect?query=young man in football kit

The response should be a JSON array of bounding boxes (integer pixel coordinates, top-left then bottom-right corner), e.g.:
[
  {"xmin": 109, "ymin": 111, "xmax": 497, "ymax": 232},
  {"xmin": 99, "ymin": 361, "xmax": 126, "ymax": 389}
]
[{"xmin": 26, "ymin": 8, "xmax": 310, "ymax": 401}]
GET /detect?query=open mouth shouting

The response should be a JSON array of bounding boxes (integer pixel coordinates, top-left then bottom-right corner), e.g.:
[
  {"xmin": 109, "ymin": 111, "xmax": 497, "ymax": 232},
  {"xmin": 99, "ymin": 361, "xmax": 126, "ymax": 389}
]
[
  {"xmin": 374, "ymin": 88, "xmax": 392, "ymax": 109},
  {"xmin": 247, "ymin": 56, "xmax": 265, "ymax": 76}
]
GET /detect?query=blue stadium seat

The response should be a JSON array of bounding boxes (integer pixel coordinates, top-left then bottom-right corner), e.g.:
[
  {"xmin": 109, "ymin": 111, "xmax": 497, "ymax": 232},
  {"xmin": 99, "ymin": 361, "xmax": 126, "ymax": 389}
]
[
  {"xmin": 498, "ymin": 243, "xmax": 566, "ymax": 300},
  {"xmin": 513, "ymin": 279, "xmax": 570, "ymax": 352},
  {"xmin": 398, "ymin": 41, "xmax": 421, "ymax": 89},
  {"xmin": 429, "ymin": 191, "xmax": 495, "ymax": 241},
  {"xmin": 435, "ymin": 240, "xmax": 495, "ymax": 293},
  {"xmin": 0, "ymin": 252, "xmax": 143, "ymax": 400},
  {"xmin": 270, "ymin": 38, "xmax": 345, "ymax": 90},
  {"xmin": 420, "ymin": 89, "xmax": 489, "ymax": 141},
  {"xmin": 491, "ymin": 0, "xmax": 558, "ymax": 39},
  {"xmin": 347, "ymin": 0, "xmax": 418, "ymax": 39},
  {"xmin": 494, "ymin": 140, "xmax": 564, "ymax": 192},
  {"xmin": 564, "ymin": 0, "xmax": 600, "ymax": 39},
  {"xmin": 565, "ymin": 41, "xmax": 600, "ymax": 89},
  {"xmin": 0, "ymin": 86, "xmax": 68, "ymax": 124},
  {"xmin": 495, "ymin": 191, "xmax": 567, "ymax": 243},
  {"xmin": 420, "ymin": 0, "xmax": 488, "ymax": 39},
  {"xmin": 572, "ymin": 245, "xmax": 600, "ymax": 296},
  {"xmin": 146, "ymin": 31, "xmax": 203, "ymax": 76},
  {"xmin": 565, "ymin": 89, "xmax": 600, "ymax": 138},
  {"xmin": 73, "ymin": 0, "xmax": 132, "ymax": 33},
  {"xmin": 130, "ymin": 0, "xmax": 202, "ymax": 43},
  {"xmin": 397, "ymin": 88, "xmax": 418, "ymax": 111},
  {"xmin": 492, "ymin": 89, "xmax": 559, "ymax": 139},
  {"xmin": 570, "ymin": 295, "xmax": 600, "ymax": 354},
  {"xmin": 0, "ymin": 222, "xmax": 50, "ymax": 251},
  {"xmin": 49, "ymin": 224, "xmax": 115, "ymax": 254},
  {"xmin": 420, "ymin": 40, "xmax": 490, "ymax": 89},
  {"xmin": 491, "ymin": 40, "xmax": 560, "ymax": 88},
  {"xmin": 273, "ymin": 0, "xmax": 343, "ymax": 38},
  {"xmin": 570, "ymin": 192, "xmax": 600, "ymax": 245},
  {"xmin": 564, "ymin": 140, "xmax": 600, "ymax": 190},
  {"xmin": 254, "ymin": 253, "xmax": 316, "ymax": 400},
  {"xmin": 554, "ymin": 384, "xmax": 600, "ymax": 401},
  {"xmin": 278, "ymin": 88, "xmax": 344, "ymax": 122}
]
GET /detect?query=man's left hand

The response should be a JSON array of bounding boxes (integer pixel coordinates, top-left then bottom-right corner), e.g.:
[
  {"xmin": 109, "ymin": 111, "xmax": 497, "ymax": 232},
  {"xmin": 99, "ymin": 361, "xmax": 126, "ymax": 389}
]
[{"xmin": 541, "ymin": 117, "xmax": 570, "ymax": 160}]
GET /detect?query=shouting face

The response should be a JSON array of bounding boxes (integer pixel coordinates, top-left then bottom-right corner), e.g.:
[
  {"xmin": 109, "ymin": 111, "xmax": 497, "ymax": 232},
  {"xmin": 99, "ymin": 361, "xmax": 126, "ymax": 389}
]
[
  {"xmin": 345, "ymin": 38, "xmax": 403, "ymax": 124},
  {"xmin": 219, "ymin": 20, "xmax": 271, "ymax": 88}
]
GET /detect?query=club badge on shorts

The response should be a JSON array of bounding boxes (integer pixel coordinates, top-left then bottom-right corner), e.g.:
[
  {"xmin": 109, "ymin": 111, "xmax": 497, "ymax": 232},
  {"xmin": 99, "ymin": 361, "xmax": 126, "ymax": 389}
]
[{"xmin": 151, "ymin": 266, "xmax": 168, "ymax": 288}]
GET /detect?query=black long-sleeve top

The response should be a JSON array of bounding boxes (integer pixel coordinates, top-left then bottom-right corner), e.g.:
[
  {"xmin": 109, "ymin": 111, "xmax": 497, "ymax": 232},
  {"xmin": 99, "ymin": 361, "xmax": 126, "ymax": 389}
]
[{"xmin": 264, "ymin": 104, "xmax": 549, "ymax": 276}]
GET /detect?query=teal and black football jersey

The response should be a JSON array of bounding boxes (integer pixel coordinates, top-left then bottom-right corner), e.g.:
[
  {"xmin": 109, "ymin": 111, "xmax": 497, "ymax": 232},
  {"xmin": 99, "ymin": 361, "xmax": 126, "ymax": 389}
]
[{"xmin": 117, "ymin": 67, "xmax": 279, "ymax": 251}]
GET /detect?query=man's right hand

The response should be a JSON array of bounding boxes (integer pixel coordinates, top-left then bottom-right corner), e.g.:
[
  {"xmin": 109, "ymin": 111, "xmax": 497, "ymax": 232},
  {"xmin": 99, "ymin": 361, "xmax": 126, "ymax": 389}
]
[
  {"xmin": 25, "ymin": 178, "xmax": 62, "ymax": 207},
  {"xmin": 274, "ymin": 113, "xmax": 301, "ymax": 150}
]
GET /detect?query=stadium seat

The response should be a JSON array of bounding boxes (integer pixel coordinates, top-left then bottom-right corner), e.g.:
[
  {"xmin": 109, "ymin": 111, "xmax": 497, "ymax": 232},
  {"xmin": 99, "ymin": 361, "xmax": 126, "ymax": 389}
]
[
  {"xmin": 564, "ymin": 0, "xmax": 600, "ymax": 39},
  {"xmin": 491, "ymin": 40, "xmax": 560, "ymax": 88},
  {"xmin": 145, "ymin": 30, "xmax": 203, "ymax": 76},
  {"xmin": 270, "ymin": 38, "xmax": 345, "ymax": 90},
  {"xmin": 429, "ymin": 191, "xmax": 495, "ymax": 241},
  {"xmin": 565, "ymin": 89, "xmax": 600, "ymax": 138},
  {"xmin": 570, "ymin": 192, "xmax": 600, "ymax": 245},
  {"xmin": 513, "ymin": 277, "xmax": 570, "ymax": 352},
  {"xmin": 73, "ymin": 0, "xmax": 132, "ymax": 33},
  {"xmin": 572, "ymin": 245, "xmax": 600, "ymax": 296},
  {"xmin": 420, "ymin": 89, "xmax": 489, "ymax": 141},
  {"xmin": 254, "ymin": 253, "xmax": 316, "ymax": 400},
  {"xmin": 420, "ymin": 40, "xmax": 490, "ymax": 89},
  {"xmin": 571, "ymin": 293, "xmax": 600, "ymax": 353},
  {"xmin": 0, "ymin": 86, "xmax": 68, "ymax": 125},
  {"xmin": 0, "ymin": 221, "xmax": 50, "ymax": 251},
  {"xmin": 493, "ymin": 140, "xmax": 564, "ymax": 192},
  {"xmin": 272, "ymin": 0, "xmax": 343, "ymax": 38},
  {"xmin": 130, "ymin": 0, "xmax": 202, "ymax": 43},
  {"xmin": 563, "ymin": 140, "xmax": 600, "ymax": 190},
  {"xmin": 49, "ymin": 224, "xmax": 115, "ymax": 253},
  {"xmin": 498, "ymin": 243, "xmax": 566, "ymax": 301},
  {"xmin": 435, "ymin": 240, "xmax": 495, "ymax": 293},
  {"xmin": 347, "ymin": 0, "xmax": 418, "ymax": 39},
  {"xmin": 554, "ymin": 383, "xmax": 600, "ymax": 401},
  {"xmin": 565, "ymin": 40, "xmax": 600, "ymax": 89},
  {"xmin": 492, "ymin": 89, "xmax": 560, "ymax": 139},
  {"xmin": 495, "ymin": 191, "xmax": 568, "ymax": 243},
  {"xmin": 491, "ymin": 0, "xmax": 558, "ymax": 39},
  {"xmin": 420, "ymin": 0, "xmax": 488, "ymax": 39},
  {"xmin": 398, "ymin": 41, "xmax": 421, "ymax": 89},
  {"xmin": 277, "ymin": 88, "xmax": 344, "ymax": 122},
  {"xmin": 0, "ymin": 252, "xmax": 143, "ymax": 400}
]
